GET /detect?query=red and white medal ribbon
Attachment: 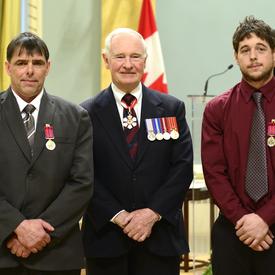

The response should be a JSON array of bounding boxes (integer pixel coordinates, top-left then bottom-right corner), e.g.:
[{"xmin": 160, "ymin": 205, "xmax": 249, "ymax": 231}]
[
  {"xmin": 267, "ymin": 119, "xmax": 275, "ymax": 147},
  {"xmin": 44, "ymin": 124, "xmax": 56, "ymax": 150}
]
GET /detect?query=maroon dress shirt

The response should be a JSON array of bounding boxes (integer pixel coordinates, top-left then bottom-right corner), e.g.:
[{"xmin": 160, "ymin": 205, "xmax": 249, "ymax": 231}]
[{"xmin": 202, "ymin": 77, "xmax": 275, "ymax": 226}]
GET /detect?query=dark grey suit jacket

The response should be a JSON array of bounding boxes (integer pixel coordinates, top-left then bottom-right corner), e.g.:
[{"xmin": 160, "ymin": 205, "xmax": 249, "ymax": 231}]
[
  {"xmin": 81, "ymin": 85, "xmax": 193, "ymax": 258},
  {"xmin": 0, "ymin": 88, "xmax": 93, "ymax": 270}
]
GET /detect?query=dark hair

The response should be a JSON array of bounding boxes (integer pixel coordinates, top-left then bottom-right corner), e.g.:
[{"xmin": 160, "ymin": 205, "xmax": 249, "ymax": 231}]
[
  {"xmin": 7, "ymin": 32, "xmax": 49, "ymax": 61},
  {"xmin": 232, "ymin": 16, "xmax": 275, "ymax": 52}
]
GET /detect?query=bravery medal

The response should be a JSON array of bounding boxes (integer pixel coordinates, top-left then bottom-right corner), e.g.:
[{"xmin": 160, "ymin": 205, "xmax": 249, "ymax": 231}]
[
  {"xmin": 44, "ymin": 124, "xmax": 56, "ymax": 150},
  {"xmin": 145, "ymin": 119, "xmax": 156, "ymax": 141},
  {"xmin": 267, "ymin": 119, "xmax": 275, "ymax": 147}
]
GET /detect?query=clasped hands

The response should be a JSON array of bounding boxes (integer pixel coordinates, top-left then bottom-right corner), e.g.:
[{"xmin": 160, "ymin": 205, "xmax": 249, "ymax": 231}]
[
  {"xmin": 235, "ymin": 213, "xmax": 274, "ymax": 251},
  {"xmin": 113, "ymin": 208, "xmax": 160, "ymax": 243},
  {"xmin": 6, "ymin": 219, "xmax": 54, "ymax": 258}
]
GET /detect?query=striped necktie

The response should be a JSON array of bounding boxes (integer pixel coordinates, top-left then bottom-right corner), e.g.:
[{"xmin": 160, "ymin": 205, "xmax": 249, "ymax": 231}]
[
  {"xmin": 245, "ymin": 91, "xmax": 268, "ymax": 202},
  {"xmin": 122, "ymin": 94, "xmax": 139, "ymax": 159},
  {"xmin": 22, "ymin": 104, "xmax": 36, "ymax": 150}
]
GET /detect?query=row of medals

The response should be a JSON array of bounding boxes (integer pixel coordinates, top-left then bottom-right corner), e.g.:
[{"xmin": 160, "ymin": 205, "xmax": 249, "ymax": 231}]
[
  {"xmin": 147, "ymin": 129, "xmax": 179, "ymax": 141},
  {"xmin": 123, "ymin": 113, "xmax": 179, "ymax": 141}
]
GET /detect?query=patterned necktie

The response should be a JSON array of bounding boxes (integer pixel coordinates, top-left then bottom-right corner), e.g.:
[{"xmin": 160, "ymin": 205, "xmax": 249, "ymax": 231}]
[
  {"xmin": 122, "ymin": 94, "xmax": 139, "ymax": 159},
  {"xmin": 22, "ymin": 104, "xmax": 36, "ymax": 149},
  {"xmin": 245, "ymin": 91, "xmax": 268, "ymax": 202}
]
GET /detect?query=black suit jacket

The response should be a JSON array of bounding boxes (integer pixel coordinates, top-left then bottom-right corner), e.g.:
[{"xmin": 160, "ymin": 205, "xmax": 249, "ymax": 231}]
[
  {"xmin": 81, "ymin": 85, "xmax": 193, "ymax": 258},
  {"xmin": 0, "ymin": 89, "xmax": 93, "ymax": 270}
]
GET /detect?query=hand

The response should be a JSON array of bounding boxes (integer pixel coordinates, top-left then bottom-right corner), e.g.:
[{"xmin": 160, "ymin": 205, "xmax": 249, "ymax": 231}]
[
  {"xmin": 123, "ymin": 208, "xmax": 160, "ymax": 242},
  {"xmin": 250, "ymin": 230, "xmax": 274, "ymax": 251},
  {"xmin": 15, "ymin": 219, "xmax": 54, "ymax": 253},
  {"xmin": 6, "ymin": 235, "xmax": 31, "ymax": 258},
  {"xmin": 235, "ymin": 213, "xmax": 269, "ymax": 248},
  {"xmin": 113, "ymin": 211, "xmax": 131, "ymax": 229}
]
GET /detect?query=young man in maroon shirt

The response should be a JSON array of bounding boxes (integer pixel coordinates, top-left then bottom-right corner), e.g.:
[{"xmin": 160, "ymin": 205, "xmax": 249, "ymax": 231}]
[{"xmin": 202, "ymin": 16, "xmax": 275, "ymax": 275}]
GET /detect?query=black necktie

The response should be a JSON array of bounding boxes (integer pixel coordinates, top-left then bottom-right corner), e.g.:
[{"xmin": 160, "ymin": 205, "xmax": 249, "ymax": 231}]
[
  {"xmin": 22, "ymin": 104, "xmax": 36, "ymax": 149},
  {"xmin": 122, "ymin": 94, "xmax": 139, "ymax": 159},
  {"xmin": 245, "ymin": 91, "xmax": 268, "ymax": 202}
]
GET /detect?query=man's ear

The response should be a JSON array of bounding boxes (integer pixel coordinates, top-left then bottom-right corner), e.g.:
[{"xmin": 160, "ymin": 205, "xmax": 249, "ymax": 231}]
[
  {"xmin": 5, "ymin": 61, "xmax": 11, "ymax": 76},
  {"xmin": 102, "ymin": 53, "xmax": 110, "ymax": 69},
  {"xmin": 234, "ymin": 51, "xmax": 239, "ymax": 66}
]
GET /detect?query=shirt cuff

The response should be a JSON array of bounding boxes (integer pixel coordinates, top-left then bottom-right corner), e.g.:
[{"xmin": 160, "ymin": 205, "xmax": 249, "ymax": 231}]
[{"xmin": 110, "ymin": 210, "xmax": 126, "ymax": 224}]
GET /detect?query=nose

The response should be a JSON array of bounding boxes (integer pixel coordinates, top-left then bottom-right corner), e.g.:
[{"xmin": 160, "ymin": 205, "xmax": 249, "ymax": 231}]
[
  {"xmin": 249, "ymin": 48, "xmax": 257, "ymax": 60},
  {"xmin": 123, "ymin": 57, "xmax": 133, "ymax": 68},
  {"xmin": 26, "ymin": 63, "xmax": 34, "ymax": 76}
]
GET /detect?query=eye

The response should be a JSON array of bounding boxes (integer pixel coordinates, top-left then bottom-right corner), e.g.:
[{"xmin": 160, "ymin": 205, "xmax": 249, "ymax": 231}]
[
  {"xmin": 33, "ymin": 60, "xmax": 46, "ymax": 66},
  {"xmin": 15, "ymin": 60, "xmax": 27, "ymax": 66},
  {"xmin": 131, "ymin": 54, "xmax": 142, "ymax": 59},
  {"xmin": 256, "ymin": 46, "xmax": 266, "ymax": 52},
  {"xmin": 114, "ymin": 55, "xmax": 125, "ymax": 59},
  {"xmin": 240, "ymin": 48, "xmax": 249, "ymax": 54}
]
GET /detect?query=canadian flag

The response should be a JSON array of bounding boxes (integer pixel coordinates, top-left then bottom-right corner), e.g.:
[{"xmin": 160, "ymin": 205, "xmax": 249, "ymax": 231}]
[{"xmin": 138, "ymin": 0, "xmax": 168, "ymax": 93}]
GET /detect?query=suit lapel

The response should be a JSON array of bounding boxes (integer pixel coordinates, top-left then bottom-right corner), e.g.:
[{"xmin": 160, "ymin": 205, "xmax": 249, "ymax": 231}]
[
  {"xmin": 95, "ymin": 87, "xmax": 133, "ymax": 168},
  {"xmin": 2, "ymin": 89, "xmax": 32, "ymax": 162},
  {"xmin": 135, "ymin": 86, "xmax": 166, "ymax": 166},
  {"xmin": 31, "ymin": 92, "xmax": 55, "ymax": 164}
]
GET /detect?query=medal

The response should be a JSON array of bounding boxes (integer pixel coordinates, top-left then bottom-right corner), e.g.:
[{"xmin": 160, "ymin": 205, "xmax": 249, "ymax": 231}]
[
  {"xmin": 121, "ymin": 95, "xmax": 138, "ymax": 130},
  {"xmin": 44, "ymin": 124, "xmax": 56, "ymax": 150},
  {"xmin": 123, "ymin": 114, "xmax": 137, "ymax": 129},
  {"xmin": 145, "ymin": 119, "xmax": 156, "ymax": 141},
  {"xmin": 152, "ymin": 118, "xmax": 163, "ymax": 140},
  {"xmin": 166, "ymin": 117, "xmax": 179, "ymax": 140},
  {"xmin": 161, "ymin": 117, "xmax": 170, "ymax": 140},
  {"xmin": 170, "ymin": 129, "xmax": 180, "ymax": 140},
  {"xmin": 46, "ymin": 139, "xmax": 56, "ymax": 150},
  {"xmin": 267, "ymin": 119, "xmax": 275, "ymax": 147}
]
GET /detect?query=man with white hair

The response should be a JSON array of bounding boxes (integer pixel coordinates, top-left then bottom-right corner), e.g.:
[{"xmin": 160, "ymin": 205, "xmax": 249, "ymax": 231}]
[{"xmin": 81, "ymin": 28, "xmax": 193, "ymax": 275}]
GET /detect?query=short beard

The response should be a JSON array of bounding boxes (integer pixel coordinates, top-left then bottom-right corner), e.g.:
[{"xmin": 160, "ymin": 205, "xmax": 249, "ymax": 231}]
[{"xmin": 242, "ymin": 67, "xmax": 273, "ymax": 84}]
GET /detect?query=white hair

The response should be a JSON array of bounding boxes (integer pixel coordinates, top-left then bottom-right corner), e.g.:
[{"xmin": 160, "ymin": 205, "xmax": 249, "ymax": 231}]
[{"xmin": 103, "ymin": 27, "xmax": 147, "ymax": 57}]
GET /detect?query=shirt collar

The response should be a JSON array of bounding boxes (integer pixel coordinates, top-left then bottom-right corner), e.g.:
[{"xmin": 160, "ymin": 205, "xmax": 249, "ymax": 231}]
[
  {"xmin": 240, "ymin": 77, "xmax": 275, "ymax": 103},
  {"xmin": 12, "ymin": 89, "xmax": 44, "ymax": 112},
  {"xmin": 111, "ymin": 83, "xmax": 142, "ymax": 104}
]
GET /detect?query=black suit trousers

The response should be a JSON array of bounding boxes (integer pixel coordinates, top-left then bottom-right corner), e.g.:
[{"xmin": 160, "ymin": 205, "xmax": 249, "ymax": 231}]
[
  {"xmin": 86, "ymin": 244, "xmax": 180, "ymax": 275},
  {"xmin": 211, "ymin": 215, "xmax": 275, "ymax": 275}
]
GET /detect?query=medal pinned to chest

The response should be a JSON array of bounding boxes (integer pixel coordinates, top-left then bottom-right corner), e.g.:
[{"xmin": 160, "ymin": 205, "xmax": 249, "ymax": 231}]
[
  {"xmin": 44, "ymin": 124, "xmax": 56, "ymax": 150},
  {"xmin": 145, "ymin": 117, "xmax": 179, "ymax": 141},
  {"xmin": 121, "ymin": 95, "xmax": 138, "ymax": 129},
  {"xmin": 267, "ymin": 119, "xmax": 275, "ymax": 147}
]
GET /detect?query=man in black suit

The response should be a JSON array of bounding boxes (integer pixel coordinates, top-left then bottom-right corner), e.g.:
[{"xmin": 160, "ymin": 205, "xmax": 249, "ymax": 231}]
[
  {"xmin": 81, "ymin": 28, "xmax": 193, "ymax": 275},
  {"xmin": 0, "ymin": 32, "xmax": 93, "ymax": 274}
]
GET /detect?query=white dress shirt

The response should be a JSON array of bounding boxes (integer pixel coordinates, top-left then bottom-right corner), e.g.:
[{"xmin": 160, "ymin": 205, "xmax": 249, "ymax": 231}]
[
  {"xmin": 12, "ymin": 89, "xmax": 44, "ymax": 130},
  {"xmin": 111, "ymin": 82, "xmax": 142, "ymax": 127}
]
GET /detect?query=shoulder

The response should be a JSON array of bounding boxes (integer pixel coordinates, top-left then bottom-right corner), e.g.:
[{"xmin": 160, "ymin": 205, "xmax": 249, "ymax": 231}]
[
  {"xmin": 144, "ymin": 86, "xmax": 184, "ymax": 110},
  {"xmin": 205, "ymin": 83, "xmax": 240, "ymax": 113},
  {"xmin": 46, "ymin": 92, "xmax": 88, "ymax": 117},
  {"xmin": 80, "ymin": 87, "xmax": 110, "ymax": 111}
]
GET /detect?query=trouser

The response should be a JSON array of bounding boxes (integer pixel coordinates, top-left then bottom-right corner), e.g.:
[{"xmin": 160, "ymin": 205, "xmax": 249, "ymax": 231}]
[
  {"xmin": 86, "ymin": 245, "xmax": 180, "ymax": 275},
  {"xmin": 211, "ymin": 214, "xmax": 275, "ymax": 275}
]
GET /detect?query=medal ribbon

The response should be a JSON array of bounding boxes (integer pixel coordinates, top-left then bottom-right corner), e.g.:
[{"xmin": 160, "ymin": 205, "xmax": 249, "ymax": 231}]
[
  {"xmin": 268, "ymin": 121, "xmax": 275, "ymax": 136},
  {"xmin": 161, "ymin": 117, "xmax": 168, "ymax": 133},
  {"xmin": 44, "ymin": 124, "xmax": 54, "ymax": 140},
  {"xmin": 152, "ymin": 118, "xmax": 162, "ymax": 135},
  {"xmin": 170, "ymin": 117, "xmax": 178, "ymax": 131},
  {"xmin": 145, "ymin": 119, "xmax": 154, "ymax": 133},
  {"xmin": 121, "ymin": 97, "xmax": 137, "ymax": 114}
]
